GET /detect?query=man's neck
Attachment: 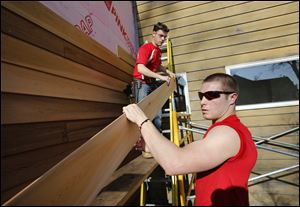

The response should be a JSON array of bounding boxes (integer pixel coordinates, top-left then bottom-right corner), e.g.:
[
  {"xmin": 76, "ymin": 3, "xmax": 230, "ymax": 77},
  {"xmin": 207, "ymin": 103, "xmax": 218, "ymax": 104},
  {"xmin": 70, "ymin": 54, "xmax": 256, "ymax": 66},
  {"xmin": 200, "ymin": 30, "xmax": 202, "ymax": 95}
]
[{"xmin": 151, "ymin": 40, "xmax": 158, "ymax": 47}]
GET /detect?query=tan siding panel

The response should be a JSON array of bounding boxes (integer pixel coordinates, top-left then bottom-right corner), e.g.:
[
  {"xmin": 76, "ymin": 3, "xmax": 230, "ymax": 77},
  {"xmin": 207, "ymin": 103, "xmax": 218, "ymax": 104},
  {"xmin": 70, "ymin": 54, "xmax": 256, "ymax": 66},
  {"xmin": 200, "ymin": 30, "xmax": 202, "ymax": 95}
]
[
  {"xmin": 139, "ymin": 1, "xmax": 296, "ymax": 38},
  {"xmin": 173, "ymin": 23, "xmax": 299, "ymax": 56},
  {"xmin": 174, "ymin": 34, "xmax": 298, "ymax": 65},
  {"xmin": 175, "ymin": 45, "xmax": 299, "ymax": 72},
  {"xmin": 138, "ymin": 1, "xmax": 209, "ymax": 21},
  {"xmin": 136, "ymin": 1, "xmax": 178, "ymax": 14}
]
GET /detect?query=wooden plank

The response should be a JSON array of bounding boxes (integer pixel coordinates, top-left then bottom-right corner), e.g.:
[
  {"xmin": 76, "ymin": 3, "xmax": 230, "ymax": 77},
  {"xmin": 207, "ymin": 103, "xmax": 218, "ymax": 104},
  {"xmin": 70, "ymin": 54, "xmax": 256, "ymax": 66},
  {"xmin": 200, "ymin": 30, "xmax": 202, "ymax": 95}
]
[
  {"xmin": 1, "ymin": 34, "xmax": 128, "ymax": 92},
  {"xmin": 2, "ymin": 139, "xmax": 87, "ymax": 195},
  {"xmin": 1, "ymin": 93, "xmax": 122, "ymax": 124},
  {"xmin": 1, "ymin": 2, "xmax": 133, "ymax": 75},
  {"xmin": 1, "ymin": 118, "xmax": 114, "ymax": 157},
  {"xmin": 92, "ymin": 155, "xmax": 158, "ymax": 205},
  {"xmin": 117, "ymin": 45, "xmax": 136, "ymax": 67},
  {"xmin": 1, "ymin": 7, "xmax": 132, "ymax": 83},
  {"xmin": 1, "ymin": 62, "xmax": 128, "ymax": 104},
  {"xmin": 3, "ymin": 80, "xmax": 175, "ymax": 205}
]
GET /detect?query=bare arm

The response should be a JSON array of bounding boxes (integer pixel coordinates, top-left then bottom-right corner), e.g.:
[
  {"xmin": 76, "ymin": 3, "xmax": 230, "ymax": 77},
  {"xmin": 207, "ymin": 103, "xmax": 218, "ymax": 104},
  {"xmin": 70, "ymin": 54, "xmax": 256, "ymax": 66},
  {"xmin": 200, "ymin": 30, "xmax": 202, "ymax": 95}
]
[
  {"xmin": 137, "ymin": 64, "xmax": 170, "ymax": 83},
  {"xmin": 123, "ymin": 104, "xmax": 240, "ymax": 175},
  {"xmin": 158, "ymin": 65, "xmax": 176, "ymax": 79}
]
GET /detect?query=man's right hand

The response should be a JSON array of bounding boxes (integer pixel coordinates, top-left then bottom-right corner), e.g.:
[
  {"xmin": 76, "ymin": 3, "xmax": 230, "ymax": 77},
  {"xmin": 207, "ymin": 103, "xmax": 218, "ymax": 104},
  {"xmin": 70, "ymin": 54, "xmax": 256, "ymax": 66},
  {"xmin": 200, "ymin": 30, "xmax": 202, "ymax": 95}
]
[{"xmin": 159, "ymin": 75, "xmax": 171, "ymax": 85}]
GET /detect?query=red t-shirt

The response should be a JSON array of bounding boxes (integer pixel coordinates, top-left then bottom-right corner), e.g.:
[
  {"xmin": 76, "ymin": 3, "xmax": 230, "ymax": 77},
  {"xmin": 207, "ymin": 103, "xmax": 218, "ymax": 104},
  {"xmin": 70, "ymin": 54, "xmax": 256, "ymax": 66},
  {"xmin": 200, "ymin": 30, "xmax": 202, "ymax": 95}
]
[
  {"xmin": 133, "ymin": 42, "xmax": 161, "ymax": 83},
  {"xmin": 195, "ymin": 115, "xmax": 257, "ymax": 206}
]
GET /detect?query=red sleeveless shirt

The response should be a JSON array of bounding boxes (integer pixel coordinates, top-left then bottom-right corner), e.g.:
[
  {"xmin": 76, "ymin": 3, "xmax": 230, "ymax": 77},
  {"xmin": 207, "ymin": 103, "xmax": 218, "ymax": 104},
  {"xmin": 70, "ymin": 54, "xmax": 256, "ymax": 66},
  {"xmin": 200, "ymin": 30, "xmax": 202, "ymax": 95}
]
[{"xmin": 195, "ymin": 115, "xmax": 257, "ymax": 206}]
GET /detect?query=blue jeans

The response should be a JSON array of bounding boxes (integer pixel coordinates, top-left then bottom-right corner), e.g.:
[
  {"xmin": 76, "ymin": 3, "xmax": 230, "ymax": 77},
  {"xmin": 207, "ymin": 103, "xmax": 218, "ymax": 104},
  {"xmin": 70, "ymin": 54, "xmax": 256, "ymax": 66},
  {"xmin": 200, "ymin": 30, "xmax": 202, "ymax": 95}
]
[{"xmin": 133, "ymin": 81, "xmax": 163, "ymax": 131}]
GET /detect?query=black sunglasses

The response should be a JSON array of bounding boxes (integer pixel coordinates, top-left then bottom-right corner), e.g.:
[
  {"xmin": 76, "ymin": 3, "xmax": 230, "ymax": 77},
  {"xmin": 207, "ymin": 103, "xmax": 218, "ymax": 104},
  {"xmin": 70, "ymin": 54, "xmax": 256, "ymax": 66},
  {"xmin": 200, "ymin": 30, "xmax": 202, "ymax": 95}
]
[{"xmin": 198, "ymin": 91, "xmax": 235, "ymax": 101}]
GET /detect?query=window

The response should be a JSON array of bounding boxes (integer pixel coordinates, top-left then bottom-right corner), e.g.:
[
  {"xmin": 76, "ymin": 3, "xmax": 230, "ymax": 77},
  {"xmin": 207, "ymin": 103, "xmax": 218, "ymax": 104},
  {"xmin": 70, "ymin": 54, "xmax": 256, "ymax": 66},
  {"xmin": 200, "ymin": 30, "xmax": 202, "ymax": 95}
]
[{"xmin": 226, "ymin": 56, "xmax": 299, "ymax": 110}]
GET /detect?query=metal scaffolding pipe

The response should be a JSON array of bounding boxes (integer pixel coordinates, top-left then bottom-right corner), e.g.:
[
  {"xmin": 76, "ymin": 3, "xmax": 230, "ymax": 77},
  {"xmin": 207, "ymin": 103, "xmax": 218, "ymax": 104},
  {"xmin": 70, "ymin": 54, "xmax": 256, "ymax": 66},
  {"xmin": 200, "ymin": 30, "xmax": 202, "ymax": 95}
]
[
  {"xmin": 255, "ymin": 127, "xmax": 299, "ymax": 145},
  {"xmin": 249, "ymin": 164, "xmax": 299, "ymax": 182},
  {"xmin": 256, "ymin": 145, "xmax": 299, "ymax": 158},
  {"xmin": 252, "ymin": 136, "xmax": 299, "ymax": 150}
]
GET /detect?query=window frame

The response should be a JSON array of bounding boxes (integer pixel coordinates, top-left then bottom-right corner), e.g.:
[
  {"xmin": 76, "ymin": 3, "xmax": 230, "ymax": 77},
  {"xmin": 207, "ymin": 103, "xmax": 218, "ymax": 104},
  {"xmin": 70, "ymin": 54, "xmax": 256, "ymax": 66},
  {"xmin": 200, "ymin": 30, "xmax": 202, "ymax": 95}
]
[{"xmin": 225, "ymin": 55, "xmax": 299, "ymax": 111}]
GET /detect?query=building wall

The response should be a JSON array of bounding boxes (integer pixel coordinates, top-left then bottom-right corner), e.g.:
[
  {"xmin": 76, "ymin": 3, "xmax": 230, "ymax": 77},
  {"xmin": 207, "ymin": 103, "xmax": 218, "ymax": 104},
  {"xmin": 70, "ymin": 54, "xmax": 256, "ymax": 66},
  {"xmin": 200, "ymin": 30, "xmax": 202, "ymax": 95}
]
[
  {"xmin": 136, "ymin": 1, "xmax": 299, "ymax": 205},
  {"xmin": 1, "ymin": 2, "xmax": 134, "ymax": 204}
]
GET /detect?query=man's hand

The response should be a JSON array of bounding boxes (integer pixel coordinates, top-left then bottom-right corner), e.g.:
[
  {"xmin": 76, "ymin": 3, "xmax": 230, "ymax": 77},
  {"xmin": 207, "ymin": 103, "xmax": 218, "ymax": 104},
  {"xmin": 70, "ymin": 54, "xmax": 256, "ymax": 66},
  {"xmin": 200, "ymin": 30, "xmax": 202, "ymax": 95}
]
[
  {"xmin": 167, "ymin": 71, "xmax": 176, "ymax": 79},
  {"xmin": 159, "ymin": 75, "xmax": 171, "ymax": 85},
  {"xmin": 123, "ymin": 104, "xmax": 148, "ymax": 126}
]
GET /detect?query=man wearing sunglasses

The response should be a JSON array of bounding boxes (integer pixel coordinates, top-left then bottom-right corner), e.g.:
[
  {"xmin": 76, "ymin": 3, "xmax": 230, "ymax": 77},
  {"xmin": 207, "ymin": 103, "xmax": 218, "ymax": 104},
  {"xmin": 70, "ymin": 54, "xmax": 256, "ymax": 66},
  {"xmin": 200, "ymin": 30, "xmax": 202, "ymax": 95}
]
[
  {"xmin": 123, "ymin": 73, "xmax": 257, "ymax": 205},
  {"xmin": 132, "ymin": 22, "xmax": 176, "ymax": 158}
]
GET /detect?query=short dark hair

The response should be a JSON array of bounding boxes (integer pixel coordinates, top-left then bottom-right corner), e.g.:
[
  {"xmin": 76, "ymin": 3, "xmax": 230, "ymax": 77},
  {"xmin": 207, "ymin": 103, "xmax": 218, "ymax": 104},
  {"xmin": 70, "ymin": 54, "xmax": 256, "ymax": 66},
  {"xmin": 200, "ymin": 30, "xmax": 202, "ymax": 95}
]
[
  {"xmin": 153, "ymin": 22, "xmax": 169, "ymax": 33},
  {"xmin": 203, "ymin": 73, "xmax": 239, "ymax": 93}
]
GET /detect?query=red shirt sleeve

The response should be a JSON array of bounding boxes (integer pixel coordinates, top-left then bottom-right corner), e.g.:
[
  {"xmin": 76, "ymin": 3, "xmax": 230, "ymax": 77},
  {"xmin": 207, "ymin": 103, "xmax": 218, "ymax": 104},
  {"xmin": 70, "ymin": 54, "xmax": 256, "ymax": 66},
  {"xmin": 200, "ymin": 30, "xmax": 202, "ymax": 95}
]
[{"xmin": 136, "ymin": 44, "xmax": 151, "ymax": 65}]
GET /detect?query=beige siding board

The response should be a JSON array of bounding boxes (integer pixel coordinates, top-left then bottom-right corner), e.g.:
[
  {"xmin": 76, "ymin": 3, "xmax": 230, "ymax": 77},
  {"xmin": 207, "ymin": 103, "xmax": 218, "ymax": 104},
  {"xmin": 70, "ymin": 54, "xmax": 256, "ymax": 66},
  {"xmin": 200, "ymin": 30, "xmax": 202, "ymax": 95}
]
[
  {"xmin": 1, "ymin": 2, "xmax": 133, "ymax": 75},
  {"xmin": 139, "ymin": 1, "xmax": 296, "ymax": 38},
  {"xmin": 136, "ymin": 1, "xmax": 178, "ymax": 13},
  {"xmin": 192, "ymin": 114, "xmax": 299, "ymax": 127},
  {"xmin": 174, "ymin": 34, "xmax": 298, "ymax": 64},
  {"xmin": 141, "ymin": 1, "xmax": 299, "ymax": 38},
  {"xmin": 138, "ymin": 1, "xmax": 248, "ymax": 30},
  {"xmin": 189, "ymin": 81, "xmax": 203, "ymax": 93},
  {"xmin": 175, "ymin": 45, "xmax": 299, "ymax": 72},
  {"xmin": 237, "ymin": 106, "xmax": 299, "ymax": 117},
  {"xmin": 257, "ymin": 147, "xmax": 299, "ymax": 159},
  {"xmin": 1, "ymin": 93, "xmax": 123, "ymax": 124},
  {"xmin": 253, "ymin": 159, "xmax": 299, "ymax": 172},
  {"xmin": 1, "ymin": 34, "xmax": 128, "ymax": 92},
  {"xmin": 138, "ymin": 1, "xmax": 209, "ymax": 21},
  {"xmin": 249, "ymin": 126, "xmax": 299, "ymax": 137},
  {"xmin": 186, "ymin": 68, "xmax": 225, "ymax": 81},
  {"xmin": 1, "ymin": 63, "xmax": 128, "ymax": 104},
  {"xmin": 173, "ymin": 23, "xmax": 299, "ymax": 56},
  {"xmin": 171, "ymin": 12, "xmax": 299, "ymax": 49}
]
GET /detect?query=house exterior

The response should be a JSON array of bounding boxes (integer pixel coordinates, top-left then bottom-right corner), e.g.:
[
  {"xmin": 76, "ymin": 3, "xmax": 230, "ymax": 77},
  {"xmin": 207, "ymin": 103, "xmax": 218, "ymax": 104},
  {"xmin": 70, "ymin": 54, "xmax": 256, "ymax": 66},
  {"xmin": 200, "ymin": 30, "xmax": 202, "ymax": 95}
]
[
  {"xmin": 1, "ymin": 1, "xmax": 298, "ymax": 205},
  {"xmin": 135, "ymin": 1, "xmax": 299, "ymax": 205}
]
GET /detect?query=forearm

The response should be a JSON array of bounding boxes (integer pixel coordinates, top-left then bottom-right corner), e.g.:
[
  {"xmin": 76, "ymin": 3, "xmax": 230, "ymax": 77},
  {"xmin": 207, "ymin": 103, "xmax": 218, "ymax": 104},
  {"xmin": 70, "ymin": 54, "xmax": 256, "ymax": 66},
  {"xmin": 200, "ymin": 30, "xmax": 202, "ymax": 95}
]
[
  {"xmin": 140, "ymin": 121, "xmax": 183, "ymax": 175},
  {"xmin": 138, "ymin": 64, "xmax": 164, "ymax": 80}
]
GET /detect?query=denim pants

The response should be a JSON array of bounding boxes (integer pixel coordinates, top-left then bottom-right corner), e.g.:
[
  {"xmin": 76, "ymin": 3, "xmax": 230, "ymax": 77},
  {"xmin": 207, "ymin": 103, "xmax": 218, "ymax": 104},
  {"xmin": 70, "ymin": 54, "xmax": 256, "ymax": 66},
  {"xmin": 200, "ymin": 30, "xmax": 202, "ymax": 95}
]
[{"xmin": 133, "ymin": 81, "xmax": 163, "ymax": 131}]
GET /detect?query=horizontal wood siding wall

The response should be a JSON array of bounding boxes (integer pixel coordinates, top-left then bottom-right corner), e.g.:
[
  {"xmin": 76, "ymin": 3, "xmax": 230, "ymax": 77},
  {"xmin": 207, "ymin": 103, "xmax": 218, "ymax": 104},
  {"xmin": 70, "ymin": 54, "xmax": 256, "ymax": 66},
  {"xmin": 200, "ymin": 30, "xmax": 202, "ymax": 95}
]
[
  {"xmin": 1, "ymin": 2, "xmax": 135, "ymax": 203},
  {"xmin": 136, "ymin": 1, "xmax": 299, "ymax": 205}
]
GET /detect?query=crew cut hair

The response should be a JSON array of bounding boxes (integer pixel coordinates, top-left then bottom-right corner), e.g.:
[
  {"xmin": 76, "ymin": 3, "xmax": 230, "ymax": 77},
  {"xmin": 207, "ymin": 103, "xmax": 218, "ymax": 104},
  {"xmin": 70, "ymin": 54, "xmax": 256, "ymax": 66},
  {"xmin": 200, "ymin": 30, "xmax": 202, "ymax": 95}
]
[
  {"xmin": 203, "ymin": 73, "xmax": 239, "ymax": 93},
  {"xmin": 153, "ymin": 22, "xmax": 169, "ymax": 33}
]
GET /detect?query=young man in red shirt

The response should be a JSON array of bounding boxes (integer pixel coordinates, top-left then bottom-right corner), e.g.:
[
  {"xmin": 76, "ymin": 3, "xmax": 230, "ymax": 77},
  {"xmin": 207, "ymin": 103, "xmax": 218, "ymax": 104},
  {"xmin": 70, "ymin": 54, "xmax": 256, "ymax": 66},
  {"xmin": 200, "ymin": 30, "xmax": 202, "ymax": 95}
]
[
  {"xmin": 123, "ymin": 73, "xmax": 257, "ymax": 205},
  {"xmin": 132, "ymin": 22, "xmax": 175, "ymax": 158}
]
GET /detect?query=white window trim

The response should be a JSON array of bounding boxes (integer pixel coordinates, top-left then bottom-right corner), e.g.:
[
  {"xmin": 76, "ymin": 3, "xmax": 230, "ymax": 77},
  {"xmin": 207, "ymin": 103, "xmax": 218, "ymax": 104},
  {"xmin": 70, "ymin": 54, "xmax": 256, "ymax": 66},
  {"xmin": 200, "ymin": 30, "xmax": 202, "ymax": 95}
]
[
  {"xmin": 177, "ymin": 72, "xmax": 191, "ymax": 114},
  {"xmin": 225, "ymin": 55, "xmax": 299, "ymax": 111}
]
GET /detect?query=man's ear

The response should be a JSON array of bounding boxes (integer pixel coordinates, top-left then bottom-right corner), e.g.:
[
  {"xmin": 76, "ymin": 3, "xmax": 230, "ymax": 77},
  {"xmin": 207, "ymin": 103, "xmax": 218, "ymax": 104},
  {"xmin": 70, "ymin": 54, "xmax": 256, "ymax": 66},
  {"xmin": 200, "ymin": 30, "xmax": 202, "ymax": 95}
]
[{"xmin": 230, "ymin": 93, "xmax": 238, "ymax": 105}]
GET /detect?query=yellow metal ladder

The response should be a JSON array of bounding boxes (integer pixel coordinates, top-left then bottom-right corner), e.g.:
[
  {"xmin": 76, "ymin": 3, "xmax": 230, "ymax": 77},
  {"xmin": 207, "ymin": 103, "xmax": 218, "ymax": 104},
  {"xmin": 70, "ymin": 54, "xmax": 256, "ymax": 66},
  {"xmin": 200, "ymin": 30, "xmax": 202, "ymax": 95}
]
[{"xmin": 140, "ymin": 38, "xmax": 196, "ymax": 206}]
